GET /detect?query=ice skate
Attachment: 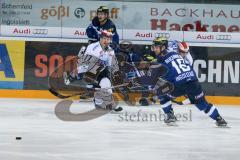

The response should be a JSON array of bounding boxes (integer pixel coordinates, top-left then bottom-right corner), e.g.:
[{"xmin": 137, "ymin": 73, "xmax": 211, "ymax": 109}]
[
  {"xmin": 95, "ymin": 103, "xmax": 123, "ymax": 113},
  {"xmin": 164, "ymin": 111, "xmax": 177, "ymax": 126},
  {"xmin": 216, "ymin": 115, "xmax": 228, "ymax": 127},
  {"xmin": 139, "ymin": 97, "xmax": 149, "ymax": 106},
  {"xmin": 111, "ymin": 106, "xmax": 123, "ymax": 113}
]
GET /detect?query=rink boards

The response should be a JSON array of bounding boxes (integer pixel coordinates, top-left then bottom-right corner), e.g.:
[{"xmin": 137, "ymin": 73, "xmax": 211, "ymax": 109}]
[
  {"xmin": 0, "ymin": 90, "xmax": 240, "ymax": 105},
  {"xmin": 0, "ymin": 39, "xmax": 240, "ymax": 105}
]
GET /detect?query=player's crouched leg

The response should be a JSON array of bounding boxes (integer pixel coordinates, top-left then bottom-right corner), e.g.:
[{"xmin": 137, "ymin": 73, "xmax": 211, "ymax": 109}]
[
  {"xmin": 187, "ymin": 81, "xmax": 227, "ymax": 127},
  {"xmin": 94, "ymin": 77, "xmax": 116, "ymax": 110},
  {"xmin": 193, "ymin": 96, "xmax": 227, "ymax": 127}
]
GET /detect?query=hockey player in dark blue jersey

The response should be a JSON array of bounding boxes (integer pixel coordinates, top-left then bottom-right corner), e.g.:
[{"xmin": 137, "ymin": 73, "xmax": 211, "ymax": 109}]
[
  {"xmin": 139, "ymin": 42, "xmax": 191, "ymax": 106},
  {"xmin": 86, "ymin": 6, "xmax": 119, "ymax": 47},
  {"xmin": 138, "ymin": 49, "xmax": 157, "ymax": 106},
  {"xmin": 151, "ymin": 37, "xmax": 227, "ymax": 127}
]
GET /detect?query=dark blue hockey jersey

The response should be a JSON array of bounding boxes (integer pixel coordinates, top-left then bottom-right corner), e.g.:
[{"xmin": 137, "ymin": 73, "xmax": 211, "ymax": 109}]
[
  {"xmin": 156, "ymin": 51, "xmax": 197, "ymax": 85},
  {"xmin": 86, "ymin": 17, "xmax": 119, "ymax": 45},
  {"xmin": 126, "ymin": 52, "xmax": 141, "ymax": 63}
]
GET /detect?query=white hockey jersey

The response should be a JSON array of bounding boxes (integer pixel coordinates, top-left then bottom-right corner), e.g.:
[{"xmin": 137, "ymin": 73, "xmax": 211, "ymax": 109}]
[
  {"xmin": 77, "ymin": 42, "xmax": 116, "ymax": 74},
  {"xmin": 183, "ymin": 52, "xmax": 193, "ymax": 66},
  {"xmin": 85, "ymin": 41, "xmax": 115, "ymax": 67}
]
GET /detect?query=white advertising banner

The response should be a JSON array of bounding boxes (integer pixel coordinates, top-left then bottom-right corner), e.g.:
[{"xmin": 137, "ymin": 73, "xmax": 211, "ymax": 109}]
[
  {"xmin": 61, "ymin": 27, "xmax": 124, "ymax": 40},
  {"xmin": 1, "ymin": 26, "xmax": 240, "ymax": 44},
  {"xmin": 184, "ymin": 32, "xmax": 240, "ymax": 44},
  {"xmin": 123, "ymin": 2, "xmax": 240, "ymax": 32},
  {"xmin": 1, "ymin": 0, "xmax": 240, "ymax": 43},
  {"xmin": 62, "ymin": 27, "xmax": 87, "ymax": 39},
  {"xmin": 1, "ymin": 25, "xmax": 61, "ymax": 38},
  {"xmin": 122, "ymin": 29, "xmax": 184, "ymax": 42}
]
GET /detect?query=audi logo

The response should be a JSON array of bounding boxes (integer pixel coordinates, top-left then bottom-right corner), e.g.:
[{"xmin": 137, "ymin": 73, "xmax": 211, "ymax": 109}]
[
  {"xmin": 154, "ymin": 32, "xmax": 170, "ymax": 39},
  {"xmin": 33, "ymin": 29, "xmax": 48, "ymax": 35},
  {"xmin": 216, "ymin": 34, "xmax": 232, "ymax": 40}
]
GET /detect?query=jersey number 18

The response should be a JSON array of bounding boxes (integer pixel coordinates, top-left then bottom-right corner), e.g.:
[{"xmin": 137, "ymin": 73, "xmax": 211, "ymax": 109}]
[{"xmin": 171, "ymin": 58, "xmax": 190, "ymax": 74}]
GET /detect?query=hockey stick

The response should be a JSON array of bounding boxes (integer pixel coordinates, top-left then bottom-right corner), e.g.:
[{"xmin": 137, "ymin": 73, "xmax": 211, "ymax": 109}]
[
  {"xmin": 49, "ymin": 83, "xmax": 129, "ymax": 99},
  {"xmin": 96, "ymin": 83, "xmax": 129, "ymax": 90},
  {"xmin": 49, "ymin": 88, "xmax": 88, "ymax": 99}
]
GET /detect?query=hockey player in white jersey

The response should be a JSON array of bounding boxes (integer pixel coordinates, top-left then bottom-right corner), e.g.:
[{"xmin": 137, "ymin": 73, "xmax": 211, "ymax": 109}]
[{"xmin": 64, "ymin": 30, "xmax": 122, "ymax": 111}]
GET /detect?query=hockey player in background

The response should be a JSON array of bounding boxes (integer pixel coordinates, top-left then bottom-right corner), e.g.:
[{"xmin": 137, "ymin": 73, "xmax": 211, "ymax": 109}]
[
  {"xmin": 86, "ymin": 6, "xmax": 119, "ymax": 49},
  {"xmin": 139, "ymin": 40, "xmax": 193, "ymax": 106},
  {"xmin": 138, "ymin": 47, "xmax": 157, "ymax": 106},
  {"xmin": 64, "ymin": 30, "xmax": 122, "ymax": 111},
  {"xmin": 151, "ymin": 37, "xmax": 227, "ymax": 127}
]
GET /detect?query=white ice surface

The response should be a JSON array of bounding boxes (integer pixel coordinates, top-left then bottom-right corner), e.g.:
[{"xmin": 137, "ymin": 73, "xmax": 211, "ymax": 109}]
[{"xmin": 0, "ymin": 98, "xmax": 240, "ymax": 160}]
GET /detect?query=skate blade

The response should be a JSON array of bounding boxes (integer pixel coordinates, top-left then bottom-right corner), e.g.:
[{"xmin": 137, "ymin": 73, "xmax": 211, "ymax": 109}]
[
  {"xmin": 166, "ymin": 122, "xmax": 178, "ymax": 126},
  {"xmin": 216, "ymin": 125, "xmax": 231, "ymax": 128},
  {"xmin": 110, "ymin": 110, "xmax": 123, "ymax": 114}
]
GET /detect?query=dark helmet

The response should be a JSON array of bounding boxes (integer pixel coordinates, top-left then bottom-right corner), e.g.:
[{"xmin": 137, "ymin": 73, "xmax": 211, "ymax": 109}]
[
  {"xmin": 97, "ymin": 6, "xmax": 109, "ymax": 15},
  {"xmin": 152, "ymin": 37, "xmax": 168, "ymax": 48}
]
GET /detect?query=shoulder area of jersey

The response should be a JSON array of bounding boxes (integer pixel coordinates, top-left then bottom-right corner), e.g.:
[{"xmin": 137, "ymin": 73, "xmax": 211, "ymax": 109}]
[
  {"xmin": 102, "ymin": 18, "xmax": 114, "ymax": 25},
  {"xmin": 105, "ymin": 45, "xmax": 115, "ymax": 54},
  {"xmin": 88, "ymin": 41, "xmax": 114, "ymax": 53},
  {"xmin": 92, "ymin": 16, "xmax": 100, "ymax": 26},
  {"xmin": 88, "ymin": 41, "xmax": 101, "ymax": 51}
]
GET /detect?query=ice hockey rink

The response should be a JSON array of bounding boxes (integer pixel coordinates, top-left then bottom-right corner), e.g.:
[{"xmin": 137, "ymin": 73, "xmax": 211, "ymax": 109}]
[{"xmin": 0, "ymin": 98, "xmax": 240, "ymax": 160}]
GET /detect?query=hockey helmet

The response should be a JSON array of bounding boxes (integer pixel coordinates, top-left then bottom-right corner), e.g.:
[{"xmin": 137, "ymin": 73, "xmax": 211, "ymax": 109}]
[
  {"xmin": 151, "ymin": 37, "xmax": 168, "ymax": 54},
  {"xmin": 97, "ymin": 6, "xmax": 109, "ymax": 15},
  {"xmin": 152, "ymin": 37, "xmax": 168, "ymax": 48}
]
